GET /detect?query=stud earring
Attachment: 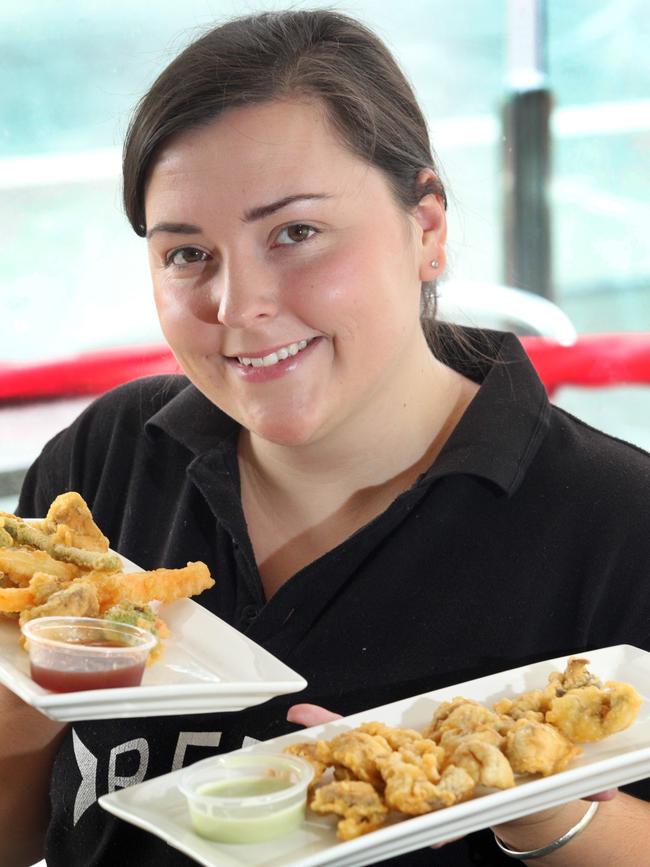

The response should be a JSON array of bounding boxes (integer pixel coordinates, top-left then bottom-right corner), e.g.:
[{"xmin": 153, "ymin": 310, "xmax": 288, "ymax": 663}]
[{"xmin": 430, "ymin": 259, "xmax": 439, "ymax": 269}]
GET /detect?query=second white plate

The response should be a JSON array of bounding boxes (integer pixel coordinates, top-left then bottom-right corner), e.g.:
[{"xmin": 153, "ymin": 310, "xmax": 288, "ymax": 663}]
[{"xmin": 99, "ymin": 644, "xmax": 650, "ymax": 867}]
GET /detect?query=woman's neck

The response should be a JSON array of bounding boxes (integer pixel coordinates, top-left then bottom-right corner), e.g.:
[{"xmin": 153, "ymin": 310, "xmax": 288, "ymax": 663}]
[
  {"xmin": 237, "ymin": 341, "xmax": 479, "ymax": 597},
  {"xmin": 238, "ymin": 348, "xmax": 477, "ymax": 515}
]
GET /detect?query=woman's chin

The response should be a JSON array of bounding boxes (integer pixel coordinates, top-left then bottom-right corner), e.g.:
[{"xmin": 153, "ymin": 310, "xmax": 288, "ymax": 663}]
[{"xmin": 247, "ymin": 414, "xmax": 324, "ymax": 448}]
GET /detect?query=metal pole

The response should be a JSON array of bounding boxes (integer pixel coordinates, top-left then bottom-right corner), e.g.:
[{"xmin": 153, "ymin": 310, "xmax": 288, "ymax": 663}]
[{"xmin": 503, "ymin": 0, "xmax": 553, "ymax": 299}]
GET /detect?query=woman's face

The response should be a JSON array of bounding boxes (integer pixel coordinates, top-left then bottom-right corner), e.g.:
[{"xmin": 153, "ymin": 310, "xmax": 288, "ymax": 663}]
[{"xmin": 145, "ymin": 99, "xmax": 443, "ymax": 447}]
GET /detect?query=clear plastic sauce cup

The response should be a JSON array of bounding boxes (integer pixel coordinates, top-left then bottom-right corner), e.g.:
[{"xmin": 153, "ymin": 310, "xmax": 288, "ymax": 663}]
[
  {"xmin": 179, "ymin": 753, "xmax": 314, "ymax": 843},
  {"xmin": 21, "ymin": 616, "xmax": 157, "ymax": 692}
]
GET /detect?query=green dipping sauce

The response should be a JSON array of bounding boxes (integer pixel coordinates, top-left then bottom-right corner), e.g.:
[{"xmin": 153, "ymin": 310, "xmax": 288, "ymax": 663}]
[
  {"xmin": 200, "ymin": 777, "xmax": 290, "ymax": 798},
  {"xmin": 189, "ymin": 775, "xmax": 307, "ymax": 843}
]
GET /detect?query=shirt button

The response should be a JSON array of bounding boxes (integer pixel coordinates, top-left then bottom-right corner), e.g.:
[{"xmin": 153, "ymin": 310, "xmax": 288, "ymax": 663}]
[{"xmin": 241, "ymin": 604, "xmax": 259, "ymax": 625}]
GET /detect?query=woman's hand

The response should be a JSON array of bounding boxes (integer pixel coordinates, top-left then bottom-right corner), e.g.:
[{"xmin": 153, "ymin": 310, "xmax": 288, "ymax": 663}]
[
  {"xmin": 491, "ymin": 789, "xmax": 619, "ymax": 860},
  {"xmin": 583, "ymin": 789, "xmax": 618, "ymax": 802},
  {"xmin": 286, "ymin": 703, "xmax": 342, "ymax": 726}
]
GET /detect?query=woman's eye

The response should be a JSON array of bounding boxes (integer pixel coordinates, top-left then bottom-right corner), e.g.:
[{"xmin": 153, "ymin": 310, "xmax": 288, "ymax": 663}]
[
  {"xmin": 166, "ymin": 247, "xmax": 210, "ymax": 267},
  {"xmin": 275, "ymin": 224, "xmax": 317, "ymax": 245}
]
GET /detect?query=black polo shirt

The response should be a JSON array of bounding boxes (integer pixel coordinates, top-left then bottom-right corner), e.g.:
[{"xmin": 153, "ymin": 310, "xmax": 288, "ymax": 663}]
[{"xmin": 18, "ymin": 329, "xmax": 650, "ymax": 866}]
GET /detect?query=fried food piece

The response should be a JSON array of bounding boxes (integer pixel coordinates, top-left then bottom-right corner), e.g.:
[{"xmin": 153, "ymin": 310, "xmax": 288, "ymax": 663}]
[
  {"xmin": 316, "ymin": 731, "xmax": 392, "ymax": 789},
  {"xmin": 28, "ymin": 571, "xmax": 67, "ymax": 605},
  {"xmin": 283, "ymin": 742, "xmax": 329, "ymax": 786},
  {"xmin": 549, "ymin": 657, "xmax": 602, "ymax": 693},
  {"xmin": 377, "ymin": 749, "xmax": 475, "ymax": 815},
  {"xmin": 447, "ymin": 738, "xmax": 515, "ymax": 789},
  {"xmin": 0, "ymin": 517, "xmax": 122, "ymax": 571},
  {"xmin": 0, "ymin": 547, "xmax": 80, "ymax": 587},
  {"xmin": 356, "ymin": 722, "xmax": 424, "ymax": 750},
  {"xmin": 493, "ymin": 687, "xmax": 555, "ymax": 722},
  {"xmin": 19, "ymin": 581, "xmax": 100, "ymax": 624},
  {"xmin": 104, "ymin": 602, "xmax": 168, "ymax": 664},
  {"xmin": 41, "ymin": 492, "xmax": 110, "ymax": 552},
  {"xmin": 0, "ymin": 527, "xmax": 12, "ymax": 547},
  {"xmin": 494, "ymin": 659, "xmax": 604, "ymax": 723},
  {"xmin": 424, "ymin": 698, "xmax": 502, "ymax": 741},
  {"xmin": 546, "ymin": 682, "xmax": 642, "ymax": 743},
  {"xmin": 85, "ymin": 562, "xmax": 214, "ymax": 610},
  {"xmin": 0, "ymin": 586, "xmax": 34, "ymax": 613},
  {"xmin": 437, "ymin": 723, "xmax": 505, "ymax": 756},
  {"xmin": 504, "ymin": 718, "xmax": 582, "ymax": 775},
  {"xmin": 310, "ymin": 780, "xmax": 388, "ymax": 840}
]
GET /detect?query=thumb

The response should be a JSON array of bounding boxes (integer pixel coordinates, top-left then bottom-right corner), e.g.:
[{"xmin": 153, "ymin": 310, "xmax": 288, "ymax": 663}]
[{"xmin": 287, "ymin": 703, "xmax": 343, "ymax": 727}]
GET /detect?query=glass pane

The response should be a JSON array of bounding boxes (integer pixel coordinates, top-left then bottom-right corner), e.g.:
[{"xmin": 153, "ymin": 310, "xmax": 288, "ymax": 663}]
[
  {"xmin": 548, "ymin": 0, "xmax": 650, "ymax": 331},
  {"xmin": 0, "ymin": 0, "xmax": 503, "ymax": 362}
]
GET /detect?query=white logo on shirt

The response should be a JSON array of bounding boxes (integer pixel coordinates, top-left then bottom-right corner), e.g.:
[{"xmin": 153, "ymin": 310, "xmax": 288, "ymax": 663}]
[{"xmin": 71, "ymin": 728, "xmax": 225, "ymax": 824}]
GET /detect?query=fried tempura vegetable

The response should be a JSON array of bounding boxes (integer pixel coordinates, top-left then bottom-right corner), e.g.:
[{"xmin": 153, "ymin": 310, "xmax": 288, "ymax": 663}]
[
  {"xmin": 310, "ymin": 780, "xmax": 388, "ymax": 840},
  {"xmin": 546, "ymin": 682, "xmax": 642, "ymax": 743},
  {"xmin": 19, "ymin": 581, "xmax": 100, "ymax": 624},
  {"xmin": 0, "ymin": 586, "xmax": 35, "ymax": 613},
  {"xmin": 41, "ymin": 492, "xmax": 110, "ymax": 552},
  {"xmin": 85, "ymin": 562, "xmax": 214, "ymax": 611},
  {"xmin": 0, "ymin": 517, "xmax": 122, "ymax": 571},
  {"xmin": 28, "ymin": 571, "xmax": 67, "ymax": 605},
  {"xmin": 104, "ymin": 601, "xmax": 158, "ymax": 631},
  {"xmin": 0, "ymin": 547, "xmax": 80, "ymax": 587},
  {"xmin": 104, "ymin": 602, "xmax": 168, "ymax": 663},
  {"xmin": 0, "ymin": 495, "xmax": 215, "ymax": 668},
  {"xmin": 504, "ymin": 718, "xmax": 582, "ymax": 775}
]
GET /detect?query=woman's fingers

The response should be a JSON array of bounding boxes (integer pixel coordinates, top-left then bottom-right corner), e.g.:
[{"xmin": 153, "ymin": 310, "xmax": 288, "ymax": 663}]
[
  {"xmin": 286, "ymin": 703, "xmax": 343, "ymax": 727},
  {"xmin": 430, "ymin": 836, "xmax": 463, "ymax": 848},
  {"xmin": 584, "ymin": 788, "xmax": 618, "ymax": 802}
]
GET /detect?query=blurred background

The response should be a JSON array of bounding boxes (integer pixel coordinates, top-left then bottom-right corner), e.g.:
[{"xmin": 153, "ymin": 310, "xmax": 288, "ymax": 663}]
[{"xmin": 2, "ymin": 0, "xmax": 650, "ymax": 514}]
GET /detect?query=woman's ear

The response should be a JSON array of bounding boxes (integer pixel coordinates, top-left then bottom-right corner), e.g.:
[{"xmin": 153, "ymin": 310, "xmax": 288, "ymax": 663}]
[{"xmin": 413, "ymin": 168, "xmax": 447, "ymax": 280}]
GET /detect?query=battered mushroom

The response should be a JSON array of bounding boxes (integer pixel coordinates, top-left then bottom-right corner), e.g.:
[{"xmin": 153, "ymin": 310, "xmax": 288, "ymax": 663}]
[{"xmin": 310, "ymin": 780, "xmax": 388, "ymax": 840}]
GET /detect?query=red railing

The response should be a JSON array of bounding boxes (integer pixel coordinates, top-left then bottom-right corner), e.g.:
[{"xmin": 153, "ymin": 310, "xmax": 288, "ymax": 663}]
[
  {"xmin": 2, "ymin": 334, "xmax": 650, "ymax": 402},
  {"xmin": 520, "ymin": 333, "xmax": 650, "ymax": 395},
  {"xmin": 0, "ymin": 345, "xmax": 179, "ymax": 402}
]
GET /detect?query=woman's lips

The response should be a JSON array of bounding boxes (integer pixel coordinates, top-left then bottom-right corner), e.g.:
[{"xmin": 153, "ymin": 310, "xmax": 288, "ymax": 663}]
[{"xmin": 225, "ymin": 336, "xmax": 321, "ymax": 381}]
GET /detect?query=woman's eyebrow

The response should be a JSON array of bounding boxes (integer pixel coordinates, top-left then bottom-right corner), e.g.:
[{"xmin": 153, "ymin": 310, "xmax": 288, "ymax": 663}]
[
  {"xmin": 146, "ymin": 193, "xmax": 332, "ymax": 238},
  {"xmin": 242, "ymin": 193, "xmax": 331, "ymax": 223},
  {"xmin": 146, "ymin": 222, "xmax": 203, "ymax": 240}
]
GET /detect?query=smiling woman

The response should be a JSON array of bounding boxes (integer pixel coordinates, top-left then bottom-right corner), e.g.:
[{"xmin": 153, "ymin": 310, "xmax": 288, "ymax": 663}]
[
  {"xmin": 7, "ymin": 8, "xmax": 650, "ymax": 867},
  {"xmin": 143, "ymin": 98, "xmax": 452, "ymax": 453}
]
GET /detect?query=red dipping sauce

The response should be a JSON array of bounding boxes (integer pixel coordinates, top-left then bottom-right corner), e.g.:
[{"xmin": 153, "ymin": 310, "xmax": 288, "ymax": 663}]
[
  {"xmin": 21, "ymin": 617, "xmax": 157, "ymax": 694},
  {"xmin": 30, "ymin": 659, "xmax": 146, "ymax": 692}
]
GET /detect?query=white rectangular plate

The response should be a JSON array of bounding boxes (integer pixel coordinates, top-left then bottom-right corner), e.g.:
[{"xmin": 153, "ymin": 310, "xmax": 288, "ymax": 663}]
[
  {"xmin": 0, "ymin": 550, "xmax": 306, "ymax": 721},
  {"xmin": 100, "ymin": 645, "xmax": 650, "ymax": 867}
]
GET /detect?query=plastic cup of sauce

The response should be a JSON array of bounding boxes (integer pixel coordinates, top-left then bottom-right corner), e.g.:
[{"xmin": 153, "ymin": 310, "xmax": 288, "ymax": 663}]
[
  {"xmin": 21, "ymin": 616, "xmax": 157, "ymax": 692},
  {"xmin": 179, "ymin": 753, "xmax": 314, "ymax": 844}
]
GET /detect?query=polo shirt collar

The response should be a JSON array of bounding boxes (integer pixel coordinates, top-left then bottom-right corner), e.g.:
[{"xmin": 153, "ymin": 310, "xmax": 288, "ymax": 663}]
[
  {"xmin": 424, "ymin": 329, "xmax": 551, "ymax": 495},
  {"xmin": 145, "ymin": 329, "xmax": 550, "ymax": 496}
]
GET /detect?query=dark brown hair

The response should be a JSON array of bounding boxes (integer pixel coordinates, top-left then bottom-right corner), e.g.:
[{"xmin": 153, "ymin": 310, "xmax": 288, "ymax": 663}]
[{"xmin": 122, "ymin": 9, "xmax": 449, "ymax": 337}]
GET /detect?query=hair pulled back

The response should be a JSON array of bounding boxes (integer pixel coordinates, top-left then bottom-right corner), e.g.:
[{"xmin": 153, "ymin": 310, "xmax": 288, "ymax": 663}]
[
  {"xmin": 122, "ymin": 10, "xmax": 446, "ymax": 233},
  {"xmin": 123, "ymin": 9, "xmax": 455, "ymax": 335}
]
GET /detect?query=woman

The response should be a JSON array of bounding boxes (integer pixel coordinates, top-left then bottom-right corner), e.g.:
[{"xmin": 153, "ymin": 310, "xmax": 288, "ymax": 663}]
[{"xmin": 4, "ymin": 10, "xmax": 649, "ymax": 866}]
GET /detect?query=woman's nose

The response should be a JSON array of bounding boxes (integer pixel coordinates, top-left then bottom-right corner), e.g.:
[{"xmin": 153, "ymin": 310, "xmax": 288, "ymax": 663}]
[{"xmin": 215, "ymin": 262, "xmax": 279, "ymax": 328}]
